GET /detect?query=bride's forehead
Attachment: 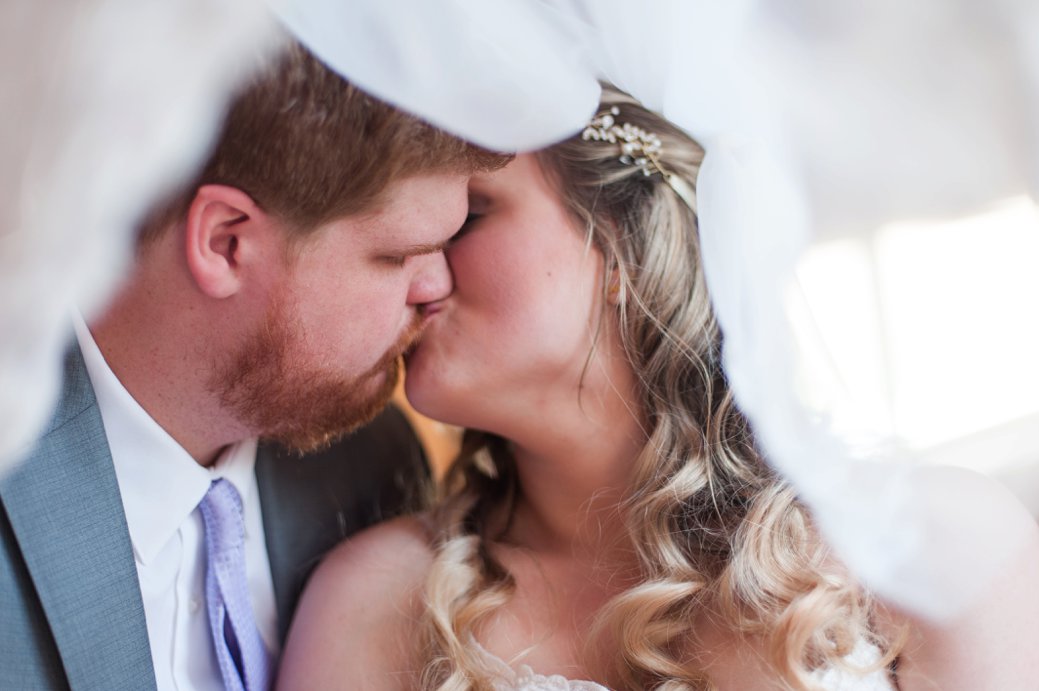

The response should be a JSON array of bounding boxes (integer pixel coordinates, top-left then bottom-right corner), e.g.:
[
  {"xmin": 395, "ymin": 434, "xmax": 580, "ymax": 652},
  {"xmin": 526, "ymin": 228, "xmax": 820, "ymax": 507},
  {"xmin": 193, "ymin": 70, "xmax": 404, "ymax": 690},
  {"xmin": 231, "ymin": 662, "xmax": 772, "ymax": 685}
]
[{"xmin": 469, "ymin": 154, "xmax": 554, "ymax": 195}]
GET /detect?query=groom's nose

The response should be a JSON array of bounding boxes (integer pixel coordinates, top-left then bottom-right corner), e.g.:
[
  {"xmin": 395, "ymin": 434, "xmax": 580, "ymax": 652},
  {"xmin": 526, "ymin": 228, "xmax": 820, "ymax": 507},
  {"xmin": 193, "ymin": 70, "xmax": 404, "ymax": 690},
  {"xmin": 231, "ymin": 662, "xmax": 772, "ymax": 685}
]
[{"xmin": 407, "ymin": 251, "xmax": 453, "ymax": 306}]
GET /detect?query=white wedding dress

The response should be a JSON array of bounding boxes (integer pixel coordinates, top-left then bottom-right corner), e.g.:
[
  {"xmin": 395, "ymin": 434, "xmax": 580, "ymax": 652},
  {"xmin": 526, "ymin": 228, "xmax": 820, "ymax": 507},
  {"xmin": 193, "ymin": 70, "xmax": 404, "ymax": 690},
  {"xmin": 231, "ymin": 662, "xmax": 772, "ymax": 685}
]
[{"xmin": 481, "ymin": 640, "xmax": 895, "ymax": 691}]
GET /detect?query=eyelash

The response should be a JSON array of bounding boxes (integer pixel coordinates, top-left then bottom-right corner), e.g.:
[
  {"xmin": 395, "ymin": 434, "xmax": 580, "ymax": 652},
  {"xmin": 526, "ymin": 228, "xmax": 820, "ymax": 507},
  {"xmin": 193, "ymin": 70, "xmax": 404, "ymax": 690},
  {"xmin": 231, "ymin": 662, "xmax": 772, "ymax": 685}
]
[
  {"xmin": 382, "ymin": 256, "xmax": 407, "ymax": 268},
  {"xmin": 451, "ymin": 212, "xmax": 481, "ymax": 242}
]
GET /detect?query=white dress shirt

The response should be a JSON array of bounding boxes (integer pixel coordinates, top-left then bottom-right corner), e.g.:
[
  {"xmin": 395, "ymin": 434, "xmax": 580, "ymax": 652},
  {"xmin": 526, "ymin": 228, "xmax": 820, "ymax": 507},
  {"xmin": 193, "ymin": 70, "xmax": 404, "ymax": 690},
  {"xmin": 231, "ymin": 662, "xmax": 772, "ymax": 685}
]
[{"xmin": 73, "ymin": 316, "xmax": 279, "ymax": 691}]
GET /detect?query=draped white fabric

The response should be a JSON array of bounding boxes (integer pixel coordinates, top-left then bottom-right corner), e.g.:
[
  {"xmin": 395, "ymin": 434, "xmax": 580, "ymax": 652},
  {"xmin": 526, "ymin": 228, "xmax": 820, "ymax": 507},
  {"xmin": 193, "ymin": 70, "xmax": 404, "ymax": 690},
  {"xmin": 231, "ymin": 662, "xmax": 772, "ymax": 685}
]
[
  {"xmin": 3, "ymin": 0, "xmax": 1038, "ymax": 618},
  {"xmin": 266, "ymin": 0, "xmax": 602, "ymax": 151},
  {"xmin": 0, "ymin": 0, "xmax": 277, "ymax": 469},
  {"xmin": 659, "ymin": 0, "xmax": 1039, "ymax": 617}
]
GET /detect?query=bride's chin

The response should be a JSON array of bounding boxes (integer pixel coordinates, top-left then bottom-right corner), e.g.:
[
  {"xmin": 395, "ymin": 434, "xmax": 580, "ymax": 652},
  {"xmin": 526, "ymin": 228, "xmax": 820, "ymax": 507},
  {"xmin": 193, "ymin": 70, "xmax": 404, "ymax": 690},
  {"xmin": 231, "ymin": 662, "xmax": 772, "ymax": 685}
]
[
  {"xmin": 402, "ymin": 354, "xmax": 482, "ymax": 427},
  {"xmin": 402, "ymin": 370, "xmax": 442, "ymax": 416},
  {"xmin": 403, "ymin": 379, "xmax": 469, "ymax": 429}
]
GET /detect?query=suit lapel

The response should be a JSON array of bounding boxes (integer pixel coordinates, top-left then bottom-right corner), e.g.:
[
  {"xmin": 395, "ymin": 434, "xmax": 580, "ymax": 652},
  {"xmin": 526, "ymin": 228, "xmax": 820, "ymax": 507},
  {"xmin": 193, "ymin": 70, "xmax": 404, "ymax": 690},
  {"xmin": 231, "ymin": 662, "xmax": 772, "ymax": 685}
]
[
  {"xmin": 0, "ymin": 347, "xmax": 156, "ymax": 690},
  {"xmin": 255, "ymin": 444, "xmax": 296, "ymax": 644},
  {"xmin": 256, "ymin": 406, "xmax": 431, "ymax": 645},
  {"xmin": 257, "ymin": 441, "xmax": 354, "ymax": 645}
]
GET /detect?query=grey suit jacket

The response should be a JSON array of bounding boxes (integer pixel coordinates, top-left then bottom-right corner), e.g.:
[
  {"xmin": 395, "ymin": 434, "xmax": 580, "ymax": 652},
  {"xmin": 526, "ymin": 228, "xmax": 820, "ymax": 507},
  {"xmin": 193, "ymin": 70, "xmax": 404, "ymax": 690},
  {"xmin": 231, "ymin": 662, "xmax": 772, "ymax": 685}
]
[{"xmin": 0, "ymin": 345, "xmax": 429, "ymax": 690}]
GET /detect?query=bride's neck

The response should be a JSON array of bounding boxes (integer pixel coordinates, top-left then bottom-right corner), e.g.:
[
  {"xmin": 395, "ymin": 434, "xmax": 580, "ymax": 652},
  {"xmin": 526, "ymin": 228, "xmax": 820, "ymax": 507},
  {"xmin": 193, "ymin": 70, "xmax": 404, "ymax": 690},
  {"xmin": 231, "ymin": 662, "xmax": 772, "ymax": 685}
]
[
  {"xmin": 491, "ymin": 326, "xmax": 646, "ymax": 555},
  {"xmin": 505, "ymin": 409, "xmax": 645, "ymax": 555}
]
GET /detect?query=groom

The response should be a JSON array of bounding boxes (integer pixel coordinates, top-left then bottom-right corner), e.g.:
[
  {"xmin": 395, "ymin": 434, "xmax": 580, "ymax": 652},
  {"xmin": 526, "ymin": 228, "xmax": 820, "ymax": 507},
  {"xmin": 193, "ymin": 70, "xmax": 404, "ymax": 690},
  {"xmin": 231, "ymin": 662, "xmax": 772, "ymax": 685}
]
[{"xmin": 0, "ymin": 41, "xmax": 504, "ymax": 690}]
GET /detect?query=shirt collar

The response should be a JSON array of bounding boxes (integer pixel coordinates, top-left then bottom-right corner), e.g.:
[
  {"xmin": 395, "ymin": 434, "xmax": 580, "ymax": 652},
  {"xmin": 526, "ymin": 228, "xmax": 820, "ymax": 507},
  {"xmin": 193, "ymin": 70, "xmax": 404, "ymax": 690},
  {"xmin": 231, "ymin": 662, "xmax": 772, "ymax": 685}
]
[{"xmin": 73, "ymin": 314, "xmax": 259, "ymax": 566}]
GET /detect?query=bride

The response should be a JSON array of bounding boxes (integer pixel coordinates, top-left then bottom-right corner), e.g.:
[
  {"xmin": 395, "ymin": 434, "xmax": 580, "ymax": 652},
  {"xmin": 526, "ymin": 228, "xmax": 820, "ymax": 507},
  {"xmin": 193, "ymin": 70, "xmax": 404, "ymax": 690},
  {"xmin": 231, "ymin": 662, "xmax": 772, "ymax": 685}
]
[{"xmin": 276, "ymin": 87, "xmax": 1039, "ymax": 690}]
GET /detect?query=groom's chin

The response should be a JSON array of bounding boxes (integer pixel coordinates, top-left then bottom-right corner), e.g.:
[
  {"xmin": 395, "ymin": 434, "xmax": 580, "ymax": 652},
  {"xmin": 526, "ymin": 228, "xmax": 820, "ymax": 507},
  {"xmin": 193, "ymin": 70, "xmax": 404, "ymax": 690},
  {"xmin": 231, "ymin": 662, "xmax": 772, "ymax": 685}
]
[{"xmin": 262, "ymin": 360, "xmax": 401, "ymax": 455}]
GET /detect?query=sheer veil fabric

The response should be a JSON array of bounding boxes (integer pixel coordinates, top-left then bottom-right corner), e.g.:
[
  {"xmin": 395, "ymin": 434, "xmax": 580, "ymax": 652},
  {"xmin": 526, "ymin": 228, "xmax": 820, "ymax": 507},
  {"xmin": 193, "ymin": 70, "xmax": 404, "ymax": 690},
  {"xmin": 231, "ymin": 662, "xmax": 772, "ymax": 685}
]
[{"xmin": 0, "ymin": 0, "xmax": 278, "ymax": 469}]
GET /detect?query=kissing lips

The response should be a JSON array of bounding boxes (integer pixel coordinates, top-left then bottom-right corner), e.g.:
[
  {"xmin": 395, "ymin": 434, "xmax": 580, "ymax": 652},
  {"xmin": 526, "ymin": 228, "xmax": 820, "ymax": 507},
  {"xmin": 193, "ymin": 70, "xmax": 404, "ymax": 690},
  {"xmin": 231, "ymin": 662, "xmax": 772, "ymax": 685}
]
[{"xmin": 405, "ymin": 302, "xmax": 446, "ymax": 364}]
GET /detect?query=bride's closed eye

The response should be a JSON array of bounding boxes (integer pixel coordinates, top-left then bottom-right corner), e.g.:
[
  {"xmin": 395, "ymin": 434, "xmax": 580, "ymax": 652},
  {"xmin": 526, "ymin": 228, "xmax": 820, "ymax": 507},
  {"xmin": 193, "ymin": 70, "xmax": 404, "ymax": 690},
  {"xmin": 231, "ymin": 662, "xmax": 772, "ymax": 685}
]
[
  {"xmin": 451, "ymin": 192, "xmax": 490, "ymax": 243},
  {"xmin": 452, "ymin": 212, "xmax": 481, "ymax": 239}
]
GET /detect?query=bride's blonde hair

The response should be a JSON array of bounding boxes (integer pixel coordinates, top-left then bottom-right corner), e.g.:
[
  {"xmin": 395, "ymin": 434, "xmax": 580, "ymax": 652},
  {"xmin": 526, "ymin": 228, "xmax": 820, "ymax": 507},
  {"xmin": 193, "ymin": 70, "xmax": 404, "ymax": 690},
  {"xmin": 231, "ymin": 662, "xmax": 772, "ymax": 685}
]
[{"xmin": 419, "ymin": 87, "xmax": 900, "ymax": 690}]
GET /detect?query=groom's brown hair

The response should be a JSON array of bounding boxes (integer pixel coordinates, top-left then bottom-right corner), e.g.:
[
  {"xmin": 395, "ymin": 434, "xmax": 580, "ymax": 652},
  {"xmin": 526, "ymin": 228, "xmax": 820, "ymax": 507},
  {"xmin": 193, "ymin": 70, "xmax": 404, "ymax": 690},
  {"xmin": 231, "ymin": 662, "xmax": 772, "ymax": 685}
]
[{"xmin": 139, "ymin": 40, "xmax": 506, "ymax": 243}]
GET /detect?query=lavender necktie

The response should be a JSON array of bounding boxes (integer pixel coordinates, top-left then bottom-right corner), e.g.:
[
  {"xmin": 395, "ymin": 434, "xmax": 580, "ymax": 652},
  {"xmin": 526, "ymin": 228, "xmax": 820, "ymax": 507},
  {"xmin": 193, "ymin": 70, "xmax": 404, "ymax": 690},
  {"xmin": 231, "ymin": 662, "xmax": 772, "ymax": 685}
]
[{"xmin": 198, "ymin": 478, "xmax": 273, "ymax": 691}]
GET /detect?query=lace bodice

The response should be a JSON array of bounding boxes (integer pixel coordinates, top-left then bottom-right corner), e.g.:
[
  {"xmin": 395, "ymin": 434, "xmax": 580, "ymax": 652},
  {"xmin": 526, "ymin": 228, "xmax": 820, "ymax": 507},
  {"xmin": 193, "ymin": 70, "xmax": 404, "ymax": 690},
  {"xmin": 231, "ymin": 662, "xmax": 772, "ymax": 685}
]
[
  {"xmin": 481, "ymin": 647, "xmax": 608, "ymax": 691},
  {"xmin": 481, "ymin": 640, "xmax": 894, "ymax": 691},
  {"xmin": 490, "ymin": 664, "xmax": 608, "ymax": 691}
]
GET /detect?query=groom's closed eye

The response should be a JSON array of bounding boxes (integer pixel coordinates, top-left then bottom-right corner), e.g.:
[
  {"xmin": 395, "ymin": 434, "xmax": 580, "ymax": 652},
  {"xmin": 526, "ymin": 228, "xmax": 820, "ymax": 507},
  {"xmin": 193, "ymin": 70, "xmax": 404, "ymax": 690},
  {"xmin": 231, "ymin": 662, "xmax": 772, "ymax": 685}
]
[{"xmin": 378, "ymin": 240, "xmax": 452, "ymax": 267}]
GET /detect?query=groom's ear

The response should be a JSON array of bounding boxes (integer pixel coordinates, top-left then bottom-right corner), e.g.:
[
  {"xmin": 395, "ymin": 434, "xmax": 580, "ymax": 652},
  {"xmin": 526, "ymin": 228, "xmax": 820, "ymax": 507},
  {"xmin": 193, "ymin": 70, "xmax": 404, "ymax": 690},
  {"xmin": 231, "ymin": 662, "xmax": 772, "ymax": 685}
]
[{"xmin": 183, "ymin": 185, "xmax": 276, "ymax": 299}]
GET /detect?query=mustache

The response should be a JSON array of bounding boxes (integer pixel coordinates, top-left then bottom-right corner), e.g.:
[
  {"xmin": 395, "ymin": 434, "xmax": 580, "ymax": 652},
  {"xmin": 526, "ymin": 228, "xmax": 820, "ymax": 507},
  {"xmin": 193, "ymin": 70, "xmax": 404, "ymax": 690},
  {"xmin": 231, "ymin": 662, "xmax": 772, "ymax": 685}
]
[{"xmin": 360, "ymin": 311, "xmax": 427, "ymax": 379}]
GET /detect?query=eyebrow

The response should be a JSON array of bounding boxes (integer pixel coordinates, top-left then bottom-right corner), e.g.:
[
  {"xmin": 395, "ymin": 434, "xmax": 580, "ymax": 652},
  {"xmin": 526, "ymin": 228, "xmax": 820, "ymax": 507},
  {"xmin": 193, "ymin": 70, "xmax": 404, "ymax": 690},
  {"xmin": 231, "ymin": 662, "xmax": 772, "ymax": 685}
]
[{"xmin": 396, "ymin": 241, "xmax": 451, "ymax": 257}]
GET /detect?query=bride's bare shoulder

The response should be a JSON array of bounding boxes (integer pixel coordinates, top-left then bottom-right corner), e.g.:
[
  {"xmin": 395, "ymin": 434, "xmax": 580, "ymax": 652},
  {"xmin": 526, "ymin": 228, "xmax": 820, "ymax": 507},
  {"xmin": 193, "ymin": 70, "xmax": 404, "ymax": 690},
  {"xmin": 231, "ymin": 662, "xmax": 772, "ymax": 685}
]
[
  {"xmin": 276, "ymin": 515, "xmax": 436, "ymax": 690},
  {"xmin": 321, "ymin": 512, "xmax": 437, "ymax": 585}
]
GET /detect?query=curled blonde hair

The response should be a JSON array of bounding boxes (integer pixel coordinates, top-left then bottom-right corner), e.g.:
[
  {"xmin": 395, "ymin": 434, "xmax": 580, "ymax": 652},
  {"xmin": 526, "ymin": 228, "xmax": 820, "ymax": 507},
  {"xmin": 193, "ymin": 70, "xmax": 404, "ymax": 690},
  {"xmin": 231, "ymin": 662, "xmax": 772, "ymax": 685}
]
[{"xmin": 420, "ymin": 87, "xmax": 899, "ymax": 690}]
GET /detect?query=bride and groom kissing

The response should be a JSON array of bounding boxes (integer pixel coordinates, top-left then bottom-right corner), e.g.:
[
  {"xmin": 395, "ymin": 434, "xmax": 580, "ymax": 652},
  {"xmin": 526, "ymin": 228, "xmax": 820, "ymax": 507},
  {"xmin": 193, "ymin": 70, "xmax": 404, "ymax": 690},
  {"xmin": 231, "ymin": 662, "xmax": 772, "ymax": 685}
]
[{"xmin": 3, "ymin": 39, "xmax": 1038, "ymax": 691}]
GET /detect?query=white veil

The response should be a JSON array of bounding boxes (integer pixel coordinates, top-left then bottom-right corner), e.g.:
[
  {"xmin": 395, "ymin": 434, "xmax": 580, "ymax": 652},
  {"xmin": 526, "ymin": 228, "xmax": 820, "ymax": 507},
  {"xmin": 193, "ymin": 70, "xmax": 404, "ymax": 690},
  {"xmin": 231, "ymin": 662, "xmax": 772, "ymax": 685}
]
[{"xmin": 0, "ymin": 0, "xmax": 278, "ymax": 469}]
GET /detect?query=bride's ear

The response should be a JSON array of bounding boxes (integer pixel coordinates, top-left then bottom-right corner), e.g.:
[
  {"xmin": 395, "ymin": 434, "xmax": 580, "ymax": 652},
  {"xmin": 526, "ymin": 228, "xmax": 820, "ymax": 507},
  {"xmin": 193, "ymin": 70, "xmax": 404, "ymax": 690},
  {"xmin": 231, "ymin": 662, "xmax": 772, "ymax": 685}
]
[
  {"xmin": 183, "ymin": 185, "xmax": 271, "ymax": 299},
  {"xmin": 606, "ymin": 268, "xmax": 622, "ymax": 306}
]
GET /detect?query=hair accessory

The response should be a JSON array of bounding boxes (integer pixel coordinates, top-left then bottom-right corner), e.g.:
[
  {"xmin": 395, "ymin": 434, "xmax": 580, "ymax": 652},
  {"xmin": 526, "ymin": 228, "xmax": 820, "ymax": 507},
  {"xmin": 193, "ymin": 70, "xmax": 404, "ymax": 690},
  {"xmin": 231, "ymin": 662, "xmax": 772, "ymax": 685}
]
[{"xmin": 581, "ymin": 106, "xmax": 696, "ymax": 210}]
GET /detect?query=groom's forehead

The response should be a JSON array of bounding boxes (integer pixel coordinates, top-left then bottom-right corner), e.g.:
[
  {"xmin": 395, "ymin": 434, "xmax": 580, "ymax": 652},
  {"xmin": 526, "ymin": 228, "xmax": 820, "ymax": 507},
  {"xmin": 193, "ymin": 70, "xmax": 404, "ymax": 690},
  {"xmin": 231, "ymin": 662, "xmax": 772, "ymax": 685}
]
[{"xmin": 346, "ymin": 173, "xmax": 470, "ymax": 242}]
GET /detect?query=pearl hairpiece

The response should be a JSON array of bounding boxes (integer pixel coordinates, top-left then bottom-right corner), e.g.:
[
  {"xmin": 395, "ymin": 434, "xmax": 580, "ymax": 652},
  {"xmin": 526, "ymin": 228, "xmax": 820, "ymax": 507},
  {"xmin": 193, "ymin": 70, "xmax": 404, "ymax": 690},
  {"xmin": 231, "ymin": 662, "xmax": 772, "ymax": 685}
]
[{"xmin": 581, "ymin": 106, "xmax": 696, "ymax": 211}]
